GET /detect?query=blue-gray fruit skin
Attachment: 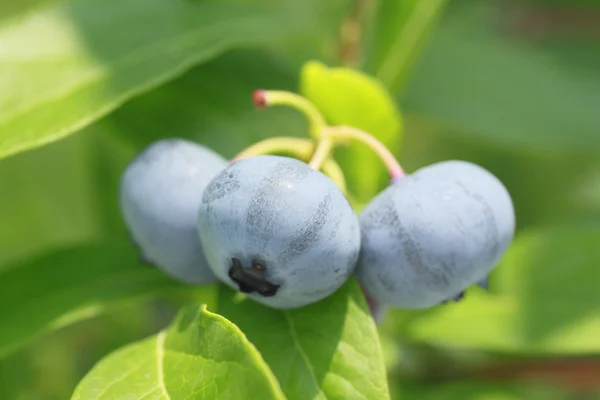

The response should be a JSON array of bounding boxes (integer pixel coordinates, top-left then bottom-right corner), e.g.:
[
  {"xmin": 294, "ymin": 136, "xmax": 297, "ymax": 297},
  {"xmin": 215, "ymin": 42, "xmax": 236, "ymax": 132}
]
[
  {"xmin": 356, "ymin": 160, "xmax": 515, "ymax": 309},
  {"xmin": 198, "ymin": 155, "xmax": 361, "ymax": 309},
  {"xmin": 120, "ymin": 139, "xmax": 227, "ymax": 284}
]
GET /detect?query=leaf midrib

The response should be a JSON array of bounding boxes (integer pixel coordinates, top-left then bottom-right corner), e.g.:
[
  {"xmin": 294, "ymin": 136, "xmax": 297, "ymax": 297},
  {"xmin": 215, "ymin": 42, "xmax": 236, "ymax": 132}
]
[
  {"xmin": 156, "ymin": 331, "xmax": 172, "ymax": 400},
  {"xmin": 88, "ymin": 342, "xmax": 156, "ymax": 400},
  {"xmin": 283, "ymin": 311, "xmax": 327, "ymax": 400}
]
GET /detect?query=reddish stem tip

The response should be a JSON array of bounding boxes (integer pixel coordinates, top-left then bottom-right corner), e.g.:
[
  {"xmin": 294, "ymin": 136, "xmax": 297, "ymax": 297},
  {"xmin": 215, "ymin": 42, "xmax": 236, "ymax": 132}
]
[
  {"xmin": 390, "ymin": 172, "xmax": 406, "ymax": 184},
  {"xmin": 252, "ymin": 89, "xmax": 267, "ymax": 109}
]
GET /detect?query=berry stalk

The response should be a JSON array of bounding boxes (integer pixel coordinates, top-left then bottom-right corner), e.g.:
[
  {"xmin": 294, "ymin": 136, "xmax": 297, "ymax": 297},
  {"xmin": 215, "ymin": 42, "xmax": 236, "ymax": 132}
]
[
  {"xmin": 322, "ymin": 157, "xmax": 348, "ymax": 195},
  {"xmin": 250, "ymin": 89, "xmax": 405, "ymax": 184},
  {"xmin": 233, "ymin": 137, "xmax": 314, "ymax": 162},
  {"xmin": 308, "ymin": 136, "xmax": 333, "ymax": 171},
  {"xmin": 327, "ymin": 125, "xmax": 405, "ymax": 182},
  {"xmin": 253, "ymin": 90, "xmax": 327, "ymax": 138}
]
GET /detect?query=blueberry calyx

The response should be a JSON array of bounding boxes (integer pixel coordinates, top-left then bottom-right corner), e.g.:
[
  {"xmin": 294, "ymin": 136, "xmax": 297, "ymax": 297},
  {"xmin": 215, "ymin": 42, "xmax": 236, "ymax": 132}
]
[
  {"xmin": 451, "ymin": 291, "xmax": 465, "ymax": 302},
  {"xmin": 477, "ymin": 278, "xmax": 489, "ymax": 290},
  {"xmin": 441, "ymin": 277, "xmax": 490, "ymax": 305},
  {"xmin": 228, "ymin": 258, "xmax": 280, "ymax": 297},
  {"xmin": 440, "ymin": 290, "xmax": 466, "ymax": 305}
]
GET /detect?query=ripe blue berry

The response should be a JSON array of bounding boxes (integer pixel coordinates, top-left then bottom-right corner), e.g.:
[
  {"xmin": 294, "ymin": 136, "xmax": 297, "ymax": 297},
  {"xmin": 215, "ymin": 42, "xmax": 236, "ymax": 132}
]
[
  {"xmin": 120, "ymin": 139, "xmax": 227, "ymax": 284},
  {"xmin": 356, "ymin": 160, "xmax": 515, "ymax": 309},
  {"xmin": 198, "ymin": 155, "xmax": 361, "ymax": 309}
]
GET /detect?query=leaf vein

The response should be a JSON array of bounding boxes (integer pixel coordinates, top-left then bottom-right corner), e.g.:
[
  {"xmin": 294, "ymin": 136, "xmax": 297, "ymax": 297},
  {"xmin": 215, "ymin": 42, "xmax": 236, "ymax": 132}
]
[
  {"xmin": 283, "ymin": 311, "xmax": 327, "ymax": 400},
  {"xmin": 156, "ymin": 331, "xmax": 172, "ymax": 400},
  {"xmin": 377, "ymin": 0, "xmax": 446, "ymax": 87}
]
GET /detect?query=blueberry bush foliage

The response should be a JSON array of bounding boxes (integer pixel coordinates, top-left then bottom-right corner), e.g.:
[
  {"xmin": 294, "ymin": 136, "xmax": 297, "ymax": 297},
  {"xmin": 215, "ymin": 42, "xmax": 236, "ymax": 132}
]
[{"xmin": 1, "ymin": 0, "xmax": 600, "ymax": 399}]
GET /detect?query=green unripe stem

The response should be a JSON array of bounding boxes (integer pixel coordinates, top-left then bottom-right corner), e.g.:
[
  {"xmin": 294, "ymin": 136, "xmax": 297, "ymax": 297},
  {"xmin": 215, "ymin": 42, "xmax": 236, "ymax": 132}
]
[
  {"xmin": 322, "ymin": 157, "xmax": 348, "ymax": 195},
  {"xmin": 306, "ymin": 136, "xmax": 349, "ymax": 194},
  {"xmin": 233, "ymin": 137, "xmax": 314, "ymax": 161},
  {"xmin": 310, "ymin": 141, "xmax": 348, "ymax": 195},
  {"xmin": 308, "ymin": 136, "xmax": 333, "ymax": 171},
  {"xmin": 326, "ymin": 126, "xmax": 405, "ymax": 182},
  {"xmin": 253, "ymin": 90, "xmax": 326, "ymax": 139},
  {"xmin": 250, "ymin": 89, "xmax": 404, "ymax": 184}
]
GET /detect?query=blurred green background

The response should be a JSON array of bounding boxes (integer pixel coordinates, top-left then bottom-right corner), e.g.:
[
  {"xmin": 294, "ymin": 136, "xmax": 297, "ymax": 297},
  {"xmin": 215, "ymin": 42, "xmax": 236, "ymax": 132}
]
[{"xmin": 1, "ymin": 0, "xmax": 600, "ymax": 398}]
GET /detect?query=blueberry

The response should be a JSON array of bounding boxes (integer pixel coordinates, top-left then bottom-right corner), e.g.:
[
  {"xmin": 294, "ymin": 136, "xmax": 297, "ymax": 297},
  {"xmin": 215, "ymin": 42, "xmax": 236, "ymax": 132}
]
[
  {"xmin": 355, "ymin": 160, "xmax": 515, "ymax": 309},
  {"xmin": 198, "ymin": 155, "xmax": 361, "ymax": 309},
  {"xmin": 120, "ymin": 139, "xmax": 227, "ymax": 284}
]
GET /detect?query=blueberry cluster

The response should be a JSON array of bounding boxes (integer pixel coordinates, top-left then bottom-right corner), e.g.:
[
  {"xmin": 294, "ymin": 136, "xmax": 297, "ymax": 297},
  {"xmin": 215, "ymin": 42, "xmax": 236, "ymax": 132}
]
[{"xmin": 119, "ymin": 90, "xmax": 515, "ymax": 313}]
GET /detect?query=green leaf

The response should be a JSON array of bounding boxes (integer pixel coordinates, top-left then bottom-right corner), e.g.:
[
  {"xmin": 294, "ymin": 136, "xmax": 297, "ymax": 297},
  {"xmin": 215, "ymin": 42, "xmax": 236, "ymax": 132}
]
[
  {"xmin": 215, "ymin": 279, "xmax": 391, "ymax": 400},
  {"xmin": 0, "ymin": 101, "xmax": 151, "ymax": 270},
  {"xmin": 0, "ymin": 241, "xmax": 188, "ymax": 359},
  {"xmin": 268, "ymin": 0, "xmax": 354, "ymax": 69},
  {"xmin": 495, "ymin": 226, "xmax": 600, "ymax": 344},
  {"xmin": 0, "ymin": 301, "xmax": 159, "ymax": 400},
  {"xmin": 363, "ymin": 0, "xmax": 448, "ymax": 92},
  {"xmin": 84, "ymin": 129, "xmax": 138, "ymax": 236},
  {"xmin": 0, "ymin": 134, "xmax": 102, "ymax": 268},
  {"xmin": 0, "ymin": 0, "xmax": 47, "ymax": 19},
  {"xmin": 572, "ymin": 169, "xmax": 600, "ymax": 223},
  {"xmin": 107, "ymin": 49, "xmax": 307, "ymax": 159},
  {"xmin": 402, "ymin": 7, "xmax": 600, "ymax": 154},
  {"xmin": 0, "ymin": 0, "xmax": 300, "ymax": 160},
  {"xmin": 72, "ymin": 305, "xmax": 286, "ymax": 400},
  {"xmin": 400, "ymin": 226, "xmax": 600, "ymax": 354},
  {"xmin": 398, "ymin": 381, "xmax": 570, "ymax": 400},
  {"xmin": 300, "ymin": 61, "xmax": 402, "ymax": 205}
]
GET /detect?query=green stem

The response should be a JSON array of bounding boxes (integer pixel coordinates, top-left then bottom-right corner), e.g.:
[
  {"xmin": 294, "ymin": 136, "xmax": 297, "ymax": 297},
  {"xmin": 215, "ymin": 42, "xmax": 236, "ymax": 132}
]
[
  {"xmin": 327, "ymin": 125, "xmax": 405, "ymax": 181},
  {"xmin": 322, "ymin": 158, "xmax": 348, "ymax": 195},
  {"xmin": 308, "ymin": 137, "xmax": 333, "ymax": 171},
  {"xmin": 233, "ymin": 137, "xmax": 314, "ymax": 161},
  {"xmin": 253, "ymin": 90, "xmax": 327, "ymax": 138}
]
